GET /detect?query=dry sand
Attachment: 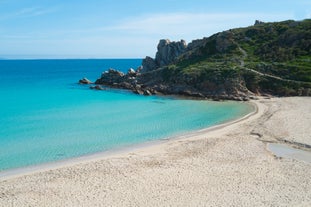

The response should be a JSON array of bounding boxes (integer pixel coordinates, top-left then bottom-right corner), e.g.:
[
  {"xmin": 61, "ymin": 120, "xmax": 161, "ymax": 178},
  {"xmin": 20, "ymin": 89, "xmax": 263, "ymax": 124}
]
[{"xmin": 0, "ymin": 97, "xmax": 311, "ymax": 207}]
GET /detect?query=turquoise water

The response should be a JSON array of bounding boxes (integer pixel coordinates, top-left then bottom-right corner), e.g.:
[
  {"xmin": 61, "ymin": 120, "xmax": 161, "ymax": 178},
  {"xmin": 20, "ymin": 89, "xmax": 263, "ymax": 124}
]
[{"xmin": 0, "ymin": 59, "xmax": 253, "ymax": 171}]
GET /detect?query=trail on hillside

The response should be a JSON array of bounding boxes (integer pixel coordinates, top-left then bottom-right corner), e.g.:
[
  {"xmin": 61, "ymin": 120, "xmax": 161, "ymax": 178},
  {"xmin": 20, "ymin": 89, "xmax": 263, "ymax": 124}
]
[{"xmin": 238, "ymin": 47, "xmax": 310, "ymax": 85}]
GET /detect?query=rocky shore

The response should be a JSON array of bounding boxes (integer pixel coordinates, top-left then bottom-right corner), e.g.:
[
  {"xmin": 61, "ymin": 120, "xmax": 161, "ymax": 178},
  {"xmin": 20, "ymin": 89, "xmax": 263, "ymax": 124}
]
[{"xmin": 93, "ymin": 39, "xmax": 252, "ymax": 101}]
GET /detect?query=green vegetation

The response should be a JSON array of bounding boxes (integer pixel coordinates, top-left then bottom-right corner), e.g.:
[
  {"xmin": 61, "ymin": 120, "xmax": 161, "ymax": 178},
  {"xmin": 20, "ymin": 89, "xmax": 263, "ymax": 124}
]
[{"xmin": 160, "ymin": 19, "xmax": 311, "ymax": 96}]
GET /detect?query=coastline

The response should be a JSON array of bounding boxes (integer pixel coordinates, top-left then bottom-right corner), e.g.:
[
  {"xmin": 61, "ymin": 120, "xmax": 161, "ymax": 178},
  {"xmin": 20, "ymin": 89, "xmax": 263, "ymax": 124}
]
[
  {"xmin": 0, "ymin": 101, "xmax": 256, "ymax": 180},
  {"xmin": 1, "ymin": 97, "xmax": 311, "ymax": 206}
]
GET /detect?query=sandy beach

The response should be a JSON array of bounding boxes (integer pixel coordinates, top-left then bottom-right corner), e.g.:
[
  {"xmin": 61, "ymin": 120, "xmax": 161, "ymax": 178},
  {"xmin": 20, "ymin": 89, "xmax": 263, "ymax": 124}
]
[{"xmin": 0, "ymin": 97, "xmax": 310, "ymax": 206}]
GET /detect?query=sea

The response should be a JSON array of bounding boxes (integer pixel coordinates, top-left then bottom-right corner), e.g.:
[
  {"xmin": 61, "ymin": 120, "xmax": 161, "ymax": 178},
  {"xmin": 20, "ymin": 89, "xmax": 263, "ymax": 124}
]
[{"xmin": 0, "ymin": 59, "xmax": 253, "ymax": 171}]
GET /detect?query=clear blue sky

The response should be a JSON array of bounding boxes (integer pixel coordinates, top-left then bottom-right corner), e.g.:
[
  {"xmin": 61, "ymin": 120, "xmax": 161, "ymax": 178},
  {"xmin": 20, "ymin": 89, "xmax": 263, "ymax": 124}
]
[{"xmin": 0, "ymin": 0, "xmax": 310, "ymax": 59}]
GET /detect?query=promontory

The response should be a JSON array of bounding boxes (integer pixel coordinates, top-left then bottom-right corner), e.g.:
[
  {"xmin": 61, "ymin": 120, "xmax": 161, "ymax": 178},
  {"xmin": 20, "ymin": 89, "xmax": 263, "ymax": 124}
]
[{"xmin": 94, "ymin": 19, "xmax": 311, "ymax": 100}]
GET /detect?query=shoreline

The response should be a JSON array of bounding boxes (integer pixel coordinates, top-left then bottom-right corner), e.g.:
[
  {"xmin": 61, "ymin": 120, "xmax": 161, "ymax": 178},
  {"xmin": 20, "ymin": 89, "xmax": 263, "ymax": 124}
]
[
  {"xmin": 0, "ymin": 101, "xmax": 257, "ymax": 181},
  {"xmin": 1, "ymin": 97, "xmax": 310, "ymax": 206}
]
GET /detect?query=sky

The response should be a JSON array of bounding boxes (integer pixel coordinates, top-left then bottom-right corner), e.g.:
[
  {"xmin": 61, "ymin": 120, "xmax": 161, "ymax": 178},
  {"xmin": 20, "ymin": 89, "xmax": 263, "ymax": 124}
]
[{"xmin": 0, "ymin": 0, "xmax": 310, "ymax": 59}]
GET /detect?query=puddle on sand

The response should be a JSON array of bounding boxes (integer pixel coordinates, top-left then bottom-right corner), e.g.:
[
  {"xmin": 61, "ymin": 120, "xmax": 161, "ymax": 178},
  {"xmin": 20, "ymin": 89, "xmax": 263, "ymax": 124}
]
[{"xmin": 268, "ymin": 143, "xmax": 311, "ymax": 163}]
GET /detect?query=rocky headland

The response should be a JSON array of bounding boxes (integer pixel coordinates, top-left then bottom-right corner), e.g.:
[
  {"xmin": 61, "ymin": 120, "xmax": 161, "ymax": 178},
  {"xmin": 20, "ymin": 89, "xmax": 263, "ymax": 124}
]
[{"xmin": 92, "ymin": 19, "xmax": 311, "ymax": 100}]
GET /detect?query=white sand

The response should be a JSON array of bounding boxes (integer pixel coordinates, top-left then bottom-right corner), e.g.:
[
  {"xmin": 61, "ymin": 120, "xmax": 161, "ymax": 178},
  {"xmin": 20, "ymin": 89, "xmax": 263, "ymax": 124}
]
[{"xmin": 0, "ymin": 97, "xmax": 311, "ymax": 207}]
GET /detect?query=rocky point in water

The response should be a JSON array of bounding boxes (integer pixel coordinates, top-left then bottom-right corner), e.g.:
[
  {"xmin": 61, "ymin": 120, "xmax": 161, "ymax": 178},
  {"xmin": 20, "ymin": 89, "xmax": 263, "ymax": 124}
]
[
  {"xmin": 79, "ymin": 77, "xmax": 93, "ymax": 84},
  {"xmin": 92, "ymin": 19, "xmax": 311, "ymax": 100}
]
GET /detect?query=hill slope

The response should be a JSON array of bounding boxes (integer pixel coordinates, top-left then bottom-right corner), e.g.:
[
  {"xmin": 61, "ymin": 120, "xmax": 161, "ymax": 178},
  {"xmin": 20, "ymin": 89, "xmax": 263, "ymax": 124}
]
[{"xmin": 95, "ymin": 19, "xmax": 311, "ymax": 100}]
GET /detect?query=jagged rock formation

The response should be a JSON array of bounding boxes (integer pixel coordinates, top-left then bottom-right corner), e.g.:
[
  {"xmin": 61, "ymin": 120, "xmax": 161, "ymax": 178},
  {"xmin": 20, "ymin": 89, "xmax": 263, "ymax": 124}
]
[
  {"xmin": 155, "ymin": 39, "xmax": 187, "ymax": 66},
  {"xmin": 141, "ymin": 56, "xmax": 157, "ymax": 72},
  {"xmin": 93, "ymin": 19, "xmax": 311, "ymax": 100},
  {"xmin": 254, "ymin": 20, "xmax": 265, "ymax": 25},
  {"xmin": 142, "ymin": 39, "xmax": 187, "ymax": 73}
]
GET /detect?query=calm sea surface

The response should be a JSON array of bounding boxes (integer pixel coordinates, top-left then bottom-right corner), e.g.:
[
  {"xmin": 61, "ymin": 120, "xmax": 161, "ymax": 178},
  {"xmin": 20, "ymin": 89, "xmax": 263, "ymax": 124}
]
[{"xmin": 0, "ymin": 59, "xmax": 253, "ymax": 171}]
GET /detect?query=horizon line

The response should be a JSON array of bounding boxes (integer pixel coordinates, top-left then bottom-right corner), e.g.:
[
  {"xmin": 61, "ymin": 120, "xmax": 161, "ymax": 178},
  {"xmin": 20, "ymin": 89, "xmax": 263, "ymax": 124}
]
[{"xmin": 0, "ymin": 57, "xmax": 144, "ymax": 60}]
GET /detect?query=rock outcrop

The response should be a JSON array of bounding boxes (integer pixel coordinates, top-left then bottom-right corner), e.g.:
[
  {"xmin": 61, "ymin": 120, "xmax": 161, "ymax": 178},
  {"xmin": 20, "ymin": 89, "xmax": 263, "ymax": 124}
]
[
  {"xmin": 142, "ymin": 39, "xmax": 187, "ymax": 72},
  {"xmin": 79, "ymin": 77, "xmax": 92, "ymax": 84},
  {"xmin": 155, "ymin": 39, "xmax": 187, "ymax": 66},
  {"xmin": 90, "ymin": 85, "xmax": 105, "ymax": 90},
  {"xmin": 95, "ymin": 69, "xmax": 125, "ymax": 85},
  {"xmin": 141, "ymin": 56, "xmax": 157, "ymax": 72},
  {"xmin": 254, "ymin": 20, "xmax": 265, "ymax": 25},
  {"xmin": 215, "ymin": 31, "xmax": 235, "ymax": 53}
]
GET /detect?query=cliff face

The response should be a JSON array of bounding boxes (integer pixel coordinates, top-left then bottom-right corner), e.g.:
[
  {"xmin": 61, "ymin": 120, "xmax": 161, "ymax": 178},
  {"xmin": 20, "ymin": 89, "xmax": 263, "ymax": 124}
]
[
  {"xmin": 95, "ymin": 19, "xmax": 311, "ymax": 100},
  {"xmin": 142, "ymin": 39, "xmax": 187, "ymax": 72}
]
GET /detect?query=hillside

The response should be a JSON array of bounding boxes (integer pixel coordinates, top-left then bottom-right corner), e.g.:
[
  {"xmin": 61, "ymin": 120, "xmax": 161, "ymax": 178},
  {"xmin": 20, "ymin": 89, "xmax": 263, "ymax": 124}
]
[{"xmin": 95, "ymin": 19, "xmax": 311, "ymax": 100}]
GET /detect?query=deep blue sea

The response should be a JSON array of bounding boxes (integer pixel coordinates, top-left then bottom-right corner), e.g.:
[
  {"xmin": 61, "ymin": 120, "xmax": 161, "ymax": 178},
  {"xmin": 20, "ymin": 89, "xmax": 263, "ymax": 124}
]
[{"xmin": 0, "ymin": 59, "xmax": 253, "ymax": 171}]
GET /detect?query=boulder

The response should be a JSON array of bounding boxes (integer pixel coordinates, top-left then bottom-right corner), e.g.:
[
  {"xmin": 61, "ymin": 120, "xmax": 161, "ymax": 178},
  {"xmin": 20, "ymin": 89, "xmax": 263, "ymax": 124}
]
[
  {"xmin": 79, "ymin": 77, "xmax": 92, "ymax": 84},
  {"xmin": 127, "ymin": 68, "xmax": 137, "ymax": 77},
  {"xmin": 143, "ymin": 89, "xmax": 152, "ymax": 96},
  {"xmin": 90, "ymin": 85, "xmax": 105, "ymax": 90},
  {"xmin": 128, "ymin": 68, "xmax": 136, "ymax": 75},
  {"xmin": 119, "ymin": 82, "xmax": 133, "ymax": 89},
  {"xmin": 136, "ymin": 66, "xmax": 143, "ymax": 73},
  {"xmin": 95, "ymin": 68, "xmax": 125, "ymax": 85},
  {"xmin": 133, "ymin": 88, "xmax": 144, "ymax": 95}
]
